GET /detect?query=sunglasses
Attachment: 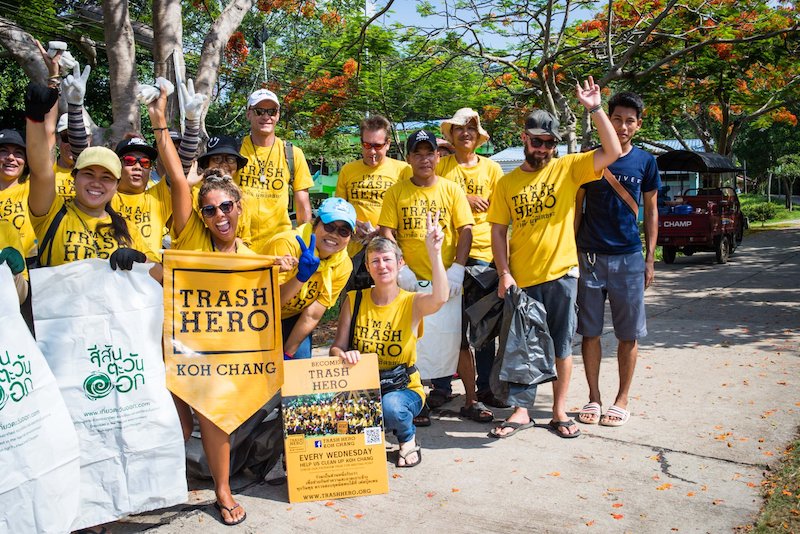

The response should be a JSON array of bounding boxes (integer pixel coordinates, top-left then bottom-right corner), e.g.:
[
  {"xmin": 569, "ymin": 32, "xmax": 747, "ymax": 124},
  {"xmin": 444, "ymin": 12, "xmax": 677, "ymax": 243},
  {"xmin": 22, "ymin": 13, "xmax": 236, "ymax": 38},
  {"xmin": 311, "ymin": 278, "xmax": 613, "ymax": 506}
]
[
  {"xmin": 527, "ymin": 137, "xmax": 557, "ymax": 149},
  {"xmin": 120, "ymin": 155, "xmax": 153, "ymax": 169},
  {"xmin": 361, "ymin": 140, "xmax": 388, "ymax": 150},
  {"xmin": 322, "ymin": 222, "xmax": 353, "ymax": 238},
  {"xmin": 250, "ymin": 107, "xmax": 279, "ymax": 117},
  {"xmin": 209, "ymin": 154, "xmax": 239, "ymax": 165},
  {"xmin": 200, "ymin": 200, "xmax": 235, "ymax": 218}
]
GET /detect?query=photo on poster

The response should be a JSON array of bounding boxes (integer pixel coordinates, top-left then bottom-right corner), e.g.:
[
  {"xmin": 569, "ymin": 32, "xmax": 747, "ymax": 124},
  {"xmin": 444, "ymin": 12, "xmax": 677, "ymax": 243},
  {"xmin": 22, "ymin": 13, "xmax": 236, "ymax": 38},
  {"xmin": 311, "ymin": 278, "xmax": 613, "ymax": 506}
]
[{"xmin": 282, "ymin": 390, "xmax": 383, "ymax": 441}]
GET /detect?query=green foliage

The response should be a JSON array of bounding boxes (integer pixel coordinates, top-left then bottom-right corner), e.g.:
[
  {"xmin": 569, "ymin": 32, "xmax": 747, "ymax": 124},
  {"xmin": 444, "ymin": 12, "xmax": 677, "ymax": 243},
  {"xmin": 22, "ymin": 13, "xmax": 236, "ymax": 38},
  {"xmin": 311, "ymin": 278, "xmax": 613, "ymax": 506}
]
[{"xmin": 743, "ymin": 202, "xmax": 778, "ymax": 226}]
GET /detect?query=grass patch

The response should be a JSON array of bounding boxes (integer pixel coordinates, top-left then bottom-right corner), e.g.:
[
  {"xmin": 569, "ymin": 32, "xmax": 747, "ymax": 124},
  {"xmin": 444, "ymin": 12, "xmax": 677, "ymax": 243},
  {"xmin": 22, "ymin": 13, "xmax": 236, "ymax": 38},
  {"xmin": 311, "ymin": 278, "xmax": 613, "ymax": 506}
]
[
  {"xmin": 740, "ymin": 194, "xmax": 800, "ymax": 225},
  {"xmin": 749, "ymin": 435, "xmax": 800, "ymax": 533}
]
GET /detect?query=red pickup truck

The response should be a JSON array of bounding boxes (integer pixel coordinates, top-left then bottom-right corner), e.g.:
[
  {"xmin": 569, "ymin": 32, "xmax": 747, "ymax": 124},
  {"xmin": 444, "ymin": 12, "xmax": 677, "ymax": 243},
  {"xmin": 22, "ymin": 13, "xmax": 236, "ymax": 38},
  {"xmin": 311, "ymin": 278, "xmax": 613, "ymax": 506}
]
[{"xmin": 658, "ymin": 187, "xmax": 746, "ymax": 264}]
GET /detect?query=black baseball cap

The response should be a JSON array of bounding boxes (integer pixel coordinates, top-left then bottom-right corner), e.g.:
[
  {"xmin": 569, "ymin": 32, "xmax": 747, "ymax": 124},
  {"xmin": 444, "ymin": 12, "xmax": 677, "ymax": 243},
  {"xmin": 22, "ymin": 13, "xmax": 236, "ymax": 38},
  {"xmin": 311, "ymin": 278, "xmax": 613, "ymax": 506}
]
[
  {"xmin": 115, "ymin": 137, "xmax": 158, "ymax": 160},
  {"xmin": 525, "ymin": 110, "xmax": 561, "ymax": 141},
  {"xmin": 405, "ymin": 129, "xmax": 438, "ymax": 153},
  {"xmin": 0, "ymin": 129, "xmax": 26, "ymax": 151},
  {"xmin": 198, "ymin": 135, "xmax": 248, "ymax": 170}
]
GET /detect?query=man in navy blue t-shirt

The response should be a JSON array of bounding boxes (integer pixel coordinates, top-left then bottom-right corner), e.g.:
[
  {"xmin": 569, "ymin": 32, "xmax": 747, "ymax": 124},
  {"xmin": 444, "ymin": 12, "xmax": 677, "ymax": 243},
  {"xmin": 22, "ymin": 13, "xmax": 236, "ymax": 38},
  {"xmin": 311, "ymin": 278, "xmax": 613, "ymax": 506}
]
[{"xmin": 574, "ymin": 91, "xmax": 661, "ymax": 428}]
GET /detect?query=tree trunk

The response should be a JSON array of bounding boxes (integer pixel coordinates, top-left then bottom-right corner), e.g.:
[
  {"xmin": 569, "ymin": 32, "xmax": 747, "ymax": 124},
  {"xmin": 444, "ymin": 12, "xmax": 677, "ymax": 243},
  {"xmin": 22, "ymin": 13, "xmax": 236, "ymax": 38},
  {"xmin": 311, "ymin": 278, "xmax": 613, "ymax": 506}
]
[
  {"xmin": 103, "ymin": 0, "xmax": 139, "ymax": 142},
  {"xmin": 152, "ymin": 0, "xmax": 185, "ymax": 127},
  {"xmin": 194, "ymin": 0, "xmax": 254, "ymax": 132},
  {"xmin": 0, "ymin": 16, "xmax": 48, "ymax": 84}
]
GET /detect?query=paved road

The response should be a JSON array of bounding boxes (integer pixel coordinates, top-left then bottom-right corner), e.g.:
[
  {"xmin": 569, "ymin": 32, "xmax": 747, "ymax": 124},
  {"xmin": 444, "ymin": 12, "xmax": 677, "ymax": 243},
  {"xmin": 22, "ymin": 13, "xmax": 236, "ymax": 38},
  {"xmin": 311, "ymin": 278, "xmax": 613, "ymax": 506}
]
[{"xmin": 114, "ymin": 224, "xmax": 800, "ymax": 533}]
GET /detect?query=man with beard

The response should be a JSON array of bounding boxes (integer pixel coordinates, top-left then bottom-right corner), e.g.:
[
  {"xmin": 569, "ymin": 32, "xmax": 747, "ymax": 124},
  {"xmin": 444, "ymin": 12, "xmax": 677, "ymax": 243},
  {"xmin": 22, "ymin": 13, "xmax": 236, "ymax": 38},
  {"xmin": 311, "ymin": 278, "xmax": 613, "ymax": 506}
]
[{"xmin": 486, "ymin": 77, "xmax": 622, "ymax": 439}]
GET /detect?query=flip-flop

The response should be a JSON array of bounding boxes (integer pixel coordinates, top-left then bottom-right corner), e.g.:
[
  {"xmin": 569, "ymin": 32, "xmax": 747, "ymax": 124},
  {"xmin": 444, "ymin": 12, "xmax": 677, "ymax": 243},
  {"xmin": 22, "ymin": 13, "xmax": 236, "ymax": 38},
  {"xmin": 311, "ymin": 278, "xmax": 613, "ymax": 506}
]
[
  {"xmin": 600, "ymin": 405, "xmax": 630, "ymax": 427},
  {"xmin": 459, "ymin": 401, "xmax": 494, "ymax": 423},
  {"xmin": 548, "ymin": 419, "xmax": 582, "ymax": 438},
  {"xmin": 427, "ymin": 389, "xmax": 451, "ymax": 409},
  {"xmin": 578, "ymin": 402, "xmax": 602, "ymax": 424},
  {"xmin": 214, "ymin": 501, "xmax": 247, "ymax": 526},
  {"xmin": 397, "ymin": 445, "xmax": 422, "ymax": 468},
  {"xmin": 488, "ymin": 420, "xmax": 534, "ymax": 439}
]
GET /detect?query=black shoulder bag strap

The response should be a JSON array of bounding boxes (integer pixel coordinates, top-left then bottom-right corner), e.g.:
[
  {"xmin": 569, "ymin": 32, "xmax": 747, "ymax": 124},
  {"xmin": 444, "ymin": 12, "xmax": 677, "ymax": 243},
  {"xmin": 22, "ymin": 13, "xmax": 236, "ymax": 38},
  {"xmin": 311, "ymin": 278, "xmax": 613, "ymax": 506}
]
[
  {"xmin": 347, "ymin": 289, "xmax": 363, "ymax": 350},
  {"xmin": 284, "ymin": 140, "xmax": 295, "ymax": 188},
  {"xmin": 36, "ymin": 203, "xmax": 68, "ymax": 267}
]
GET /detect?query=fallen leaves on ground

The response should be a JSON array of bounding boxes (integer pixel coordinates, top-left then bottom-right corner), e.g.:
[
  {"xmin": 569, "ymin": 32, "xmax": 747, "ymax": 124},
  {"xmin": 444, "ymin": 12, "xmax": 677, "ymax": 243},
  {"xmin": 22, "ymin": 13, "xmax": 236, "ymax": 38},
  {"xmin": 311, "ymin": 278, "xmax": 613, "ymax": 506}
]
[
  {"xmin": 611, "ymin": 513, "xmax": 624, "ymax": 520},
  {"xmin": 612, "ymin": 503, "xmax": 624, "ymax": 508},
  {"xmin": 657, "ymin": 483, "xmax": 673, "ymax": 491}
]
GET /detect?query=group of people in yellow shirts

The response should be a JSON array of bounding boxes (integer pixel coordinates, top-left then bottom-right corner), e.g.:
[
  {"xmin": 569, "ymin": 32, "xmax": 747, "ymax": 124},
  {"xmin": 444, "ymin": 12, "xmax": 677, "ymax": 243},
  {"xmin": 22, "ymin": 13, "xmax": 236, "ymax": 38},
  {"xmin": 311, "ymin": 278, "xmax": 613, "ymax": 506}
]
[{"xmin": 2, "ymin": 42, "xmax": 651, "ymax": 530}]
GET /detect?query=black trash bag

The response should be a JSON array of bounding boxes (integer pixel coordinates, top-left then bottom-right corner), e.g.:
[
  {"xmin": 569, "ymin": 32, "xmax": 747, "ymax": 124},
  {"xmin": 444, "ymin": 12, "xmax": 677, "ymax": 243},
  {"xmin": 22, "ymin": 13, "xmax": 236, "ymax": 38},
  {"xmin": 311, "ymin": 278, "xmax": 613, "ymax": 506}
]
[
  {"xmin": 186, "ymin": 393, "xmax": 284, "ymax": 480},
  {"xmin": 465, "ymin": 290, "xmax": 503, "ymax": 349},
  {"xmin": 464, "ymin": 264, "xmax": 498, "ymax": 305},
  {"xmin": 490, "ymin": 286, "xmax": 557, "ymax": 404}
]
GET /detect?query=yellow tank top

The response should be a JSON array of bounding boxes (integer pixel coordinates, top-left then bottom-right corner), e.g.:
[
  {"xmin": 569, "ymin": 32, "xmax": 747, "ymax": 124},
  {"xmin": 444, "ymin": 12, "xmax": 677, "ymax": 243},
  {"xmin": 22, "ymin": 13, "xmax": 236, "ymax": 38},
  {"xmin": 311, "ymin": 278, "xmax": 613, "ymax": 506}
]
[{"xmin": 347, "ymin": 288, "xmax": 424, "ymax": 402}]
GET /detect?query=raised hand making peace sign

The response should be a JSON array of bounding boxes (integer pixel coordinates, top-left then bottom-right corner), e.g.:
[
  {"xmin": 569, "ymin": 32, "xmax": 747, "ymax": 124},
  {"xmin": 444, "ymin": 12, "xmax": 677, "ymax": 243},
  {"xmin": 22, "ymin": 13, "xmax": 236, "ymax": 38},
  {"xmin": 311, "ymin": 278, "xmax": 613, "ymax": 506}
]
[{"xmin": 295, "ymin": 234, "xmax": 320, "ymax": 282}]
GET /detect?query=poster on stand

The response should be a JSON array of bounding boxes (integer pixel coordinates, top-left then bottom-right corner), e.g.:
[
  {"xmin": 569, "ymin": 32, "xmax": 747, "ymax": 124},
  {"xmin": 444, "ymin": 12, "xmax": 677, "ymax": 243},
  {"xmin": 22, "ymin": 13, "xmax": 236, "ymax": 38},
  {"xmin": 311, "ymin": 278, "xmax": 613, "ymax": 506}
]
[{"xmin": 282, "ymin": 354, "xmax": 388, "ymax": 503}]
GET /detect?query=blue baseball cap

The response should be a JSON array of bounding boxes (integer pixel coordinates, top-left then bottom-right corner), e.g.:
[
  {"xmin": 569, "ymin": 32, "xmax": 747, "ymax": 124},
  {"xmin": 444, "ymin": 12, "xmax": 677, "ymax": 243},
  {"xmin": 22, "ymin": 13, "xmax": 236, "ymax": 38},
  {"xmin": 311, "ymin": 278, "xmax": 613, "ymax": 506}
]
[{"xmin": 317, "ymin": 197, "xmax": 356, "ymax": 231}]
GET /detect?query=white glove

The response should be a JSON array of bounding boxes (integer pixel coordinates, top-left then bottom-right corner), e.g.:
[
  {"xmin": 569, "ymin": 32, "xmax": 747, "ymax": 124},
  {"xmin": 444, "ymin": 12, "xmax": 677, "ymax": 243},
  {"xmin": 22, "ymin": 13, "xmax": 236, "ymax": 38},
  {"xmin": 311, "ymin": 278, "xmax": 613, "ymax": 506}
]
[
  {"xmin": 397, "ymin": 265, "xmax": 418, "ymax": 292},
  {"xmin": 135, "ymin": 77, "xmax": 175, "ymax": 105},
  {"xmin": 446, "ymin": 263, "xmax": 465, "ymax": 299},
  {"xmin": 180, "ymin": 79, "xmax": 208, "ymax": 121},
  {"xmin": 155, "ymin": 76, "xmax": 175, "ymax": 96},
  {"xmin": 134, "ymin": 83, "xmax": 160, "ymax": 105},
  {"xmin": 47, "ymin": 42, "xmax": 76, "ymax": 71},
  {"xmin": 62, "ymin": 62, "xmax": 91, "ymax": 106}
]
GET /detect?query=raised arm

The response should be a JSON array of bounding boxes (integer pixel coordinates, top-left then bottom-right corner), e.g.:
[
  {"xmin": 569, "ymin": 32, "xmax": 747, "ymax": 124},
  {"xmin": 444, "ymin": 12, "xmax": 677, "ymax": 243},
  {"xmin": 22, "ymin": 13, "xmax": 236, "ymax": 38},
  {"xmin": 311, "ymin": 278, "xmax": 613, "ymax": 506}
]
[
  {"xmin": 413, "ymin": 211, "xmax": 449, "ymax": 321},
  {"xmin": 146, "ymin": 85, "xmax": 191, "ymax": 238},
  {"xmin": 178, "ymin": 79, "xmax": 206, "ymax": 174},
  {"xmin": 576, "ymin": 76, "xmax": 622, "ymax": 173},
  {"xmin": 25, "ymin": 42, "xmax": 61, "ymax": 217},
  {"xmin": 63, "ymin": 61, "xmax": 91, "ymax": 157}
]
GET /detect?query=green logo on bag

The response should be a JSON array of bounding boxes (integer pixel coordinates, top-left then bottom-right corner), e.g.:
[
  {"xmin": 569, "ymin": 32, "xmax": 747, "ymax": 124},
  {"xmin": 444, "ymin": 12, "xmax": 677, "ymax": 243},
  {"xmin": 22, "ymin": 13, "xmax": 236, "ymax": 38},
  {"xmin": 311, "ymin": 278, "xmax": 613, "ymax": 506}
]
[
  {"xmin": 83, "ymin": 372, "xmax": 114, "ymax": 400},
  {"xmin": 0, "ymin": 350, "xmax": 33, "ymax": 409},
  {"xmin": 83, "ymin": 344, "xmax": 146, "ymax": 399}
]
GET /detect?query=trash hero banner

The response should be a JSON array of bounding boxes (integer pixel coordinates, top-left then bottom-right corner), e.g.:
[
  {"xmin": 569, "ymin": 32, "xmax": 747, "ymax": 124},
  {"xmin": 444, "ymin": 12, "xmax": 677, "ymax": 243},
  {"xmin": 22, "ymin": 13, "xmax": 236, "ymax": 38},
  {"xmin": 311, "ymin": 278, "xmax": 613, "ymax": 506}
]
[
  {"xmin": 163, "ymin": 249, "xmax": 283, "ymax": 434},
  {"xmin": 282, "ymin": 355, "xmax": 388, "ymax": 503}
]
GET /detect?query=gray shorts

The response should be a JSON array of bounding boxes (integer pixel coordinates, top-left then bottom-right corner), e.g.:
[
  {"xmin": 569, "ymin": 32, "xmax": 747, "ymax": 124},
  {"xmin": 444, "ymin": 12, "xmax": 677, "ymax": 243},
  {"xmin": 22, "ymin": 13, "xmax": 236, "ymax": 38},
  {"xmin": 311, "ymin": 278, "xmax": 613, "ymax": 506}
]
[
  {"xmin": 522, "ymin": 275, "xmax": 577, "ymax": 359},
  {"xmin": 576, "ymin": 251, "xmax": 647, "ymax": 340}
]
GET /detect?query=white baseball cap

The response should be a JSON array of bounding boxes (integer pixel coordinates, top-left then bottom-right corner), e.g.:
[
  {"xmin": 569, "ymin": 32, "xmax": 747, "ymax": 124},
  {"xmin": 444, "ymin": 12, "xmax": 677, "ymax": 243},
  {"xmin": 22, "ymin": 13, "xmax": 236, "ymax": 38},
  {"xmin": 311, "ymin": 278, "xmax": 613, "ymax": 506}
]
[{"xmin": 247, "ymin": 89, "xmax": 280, "ymax": 108}]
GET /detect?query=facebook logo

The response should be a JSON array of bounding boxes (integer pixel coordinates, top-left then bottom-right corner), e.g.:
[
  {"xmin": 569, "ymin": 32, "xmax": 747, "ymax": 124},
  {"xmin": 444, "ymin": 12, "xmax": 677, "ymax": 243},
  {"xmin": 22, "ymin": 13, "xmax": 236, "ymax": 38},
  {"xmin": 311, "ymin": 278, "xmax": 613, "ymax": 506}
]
[{"xmin": 314, "ymin": 440, "xmax": 323, "ymax": 448}]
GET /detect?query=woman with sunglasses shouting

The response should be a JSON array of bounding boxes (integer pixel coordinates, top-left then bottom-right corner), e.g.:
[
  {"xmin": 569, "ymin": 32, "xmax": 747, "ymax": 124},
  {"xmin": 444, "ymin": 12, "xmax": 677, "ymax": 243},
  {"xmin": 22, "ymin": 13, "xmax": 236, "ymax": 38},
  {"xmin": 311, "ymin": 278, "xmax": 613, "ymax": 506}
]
[{"xmin": 263, "ymin": 196, "xmax": 356, "ymax": 360}]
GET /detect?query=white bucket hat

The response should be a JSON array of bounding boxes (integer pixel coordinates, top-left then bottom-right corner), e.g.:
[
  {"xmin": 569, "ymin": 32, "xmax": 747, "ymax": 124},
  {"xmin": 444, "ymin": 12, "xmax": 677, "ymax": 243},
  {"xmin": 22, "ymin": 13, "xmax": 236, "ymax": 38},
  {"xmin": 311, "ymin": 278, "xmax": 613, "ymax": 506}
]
[{"xmin": 440, "ymin": 108, "xmax": 490, "ymax": 148}]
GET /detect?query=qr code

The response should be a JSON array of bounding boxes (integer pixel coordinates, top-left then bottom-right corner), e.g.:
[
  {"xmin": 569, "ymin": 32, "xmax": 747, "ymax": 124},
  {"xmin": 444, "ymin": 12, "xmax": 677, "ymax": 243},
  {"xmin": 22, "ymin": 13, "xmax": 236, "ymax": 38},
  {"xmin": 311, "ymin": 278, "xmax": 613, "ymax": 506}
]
[{"xmin": 364, "ymin": 426, "xmax": 382, "ymax": 445}]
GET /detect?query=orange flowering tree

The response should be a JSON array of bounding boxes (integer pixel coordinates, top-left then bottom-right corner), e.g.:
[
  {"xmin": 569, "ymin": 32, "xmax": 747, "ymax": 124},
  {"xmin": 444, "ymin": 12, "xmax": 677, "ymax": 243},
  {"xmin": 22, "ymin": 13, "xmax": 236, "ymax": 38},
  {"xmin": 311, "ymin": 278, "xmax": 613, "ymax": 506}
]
[{"xmin": 571, "ymin": 0, "xmax": 800, "ymax": 155}]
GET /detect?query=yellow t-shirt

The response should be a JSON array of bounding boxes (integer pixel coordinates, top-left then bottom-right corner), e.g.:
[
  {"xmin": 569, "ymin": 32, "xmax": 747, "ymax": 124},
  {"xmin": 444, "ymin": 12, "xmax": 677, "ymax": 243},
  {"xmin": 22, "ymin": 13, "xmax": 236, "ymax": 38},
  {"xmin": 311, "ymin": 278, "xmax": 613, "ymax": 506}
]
[
  {"xmin": 53, "ymin": 163, "xmax": 75, "ymax": 200},
  {"xmin": 0, "ymin": 181, "xmax": 36, "ymax": 258},
  {"xmin": 31, "ymin": 197, "xmax": 159, "ymax": 267},
  {"xmin": 378, "ymin": 177, "xmax": 474, "ymax": 280},
  {"xmin": 486, "ymin": 152, "xmax": 600, "ymax": 287},
  {"xmin": 111, "ymin": 179, "xmax": 172, "ymax": 254},
  {"xmin": 437, "ymin": 155, "xmax": 503, "ymax": 263},
  {"xmin": 0, "ymin": 218, "xmax": 27, "ymax": 279},
  {"xmin": 172, "ymin": 211, "xmax": 255, "ymax": 255},
  {"xmin": 264, "ymin": 223, "xmax": 352, "ymax": 319},
  {"xmin": 347, "ymin": 288, "xmax": 424, "ymax": 403},
  {"xmin": 237, "ymin": 136, "xmax": 314, "ymax": 251},
  {"xmin": 336, "ymin": 157, "xmax": 412, "ymax": 257}
]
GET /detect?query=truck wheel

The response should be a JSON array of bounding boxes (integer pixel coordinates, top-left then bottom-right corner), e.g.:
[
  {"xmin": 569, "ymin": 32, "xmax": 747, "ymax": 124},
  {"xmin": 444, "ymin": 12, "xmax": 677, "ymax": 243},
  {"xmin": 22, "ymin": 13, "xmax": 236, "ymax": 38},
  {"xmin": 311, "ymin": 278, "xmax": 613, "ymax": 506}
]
[
  {"xmin": 683, "ymin": 247, "xmax": 695, "ymax": 256},
  {"xmin": 729, "ymin": 233, "xmax": 737, "ymax": 254},
  {"xmin": 715, "ymin": 235, "xmax": 729, "ymax": 264},
  {"xmin": 663, "ymin": 246, "xmax": 677, "ymax": 264}
]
